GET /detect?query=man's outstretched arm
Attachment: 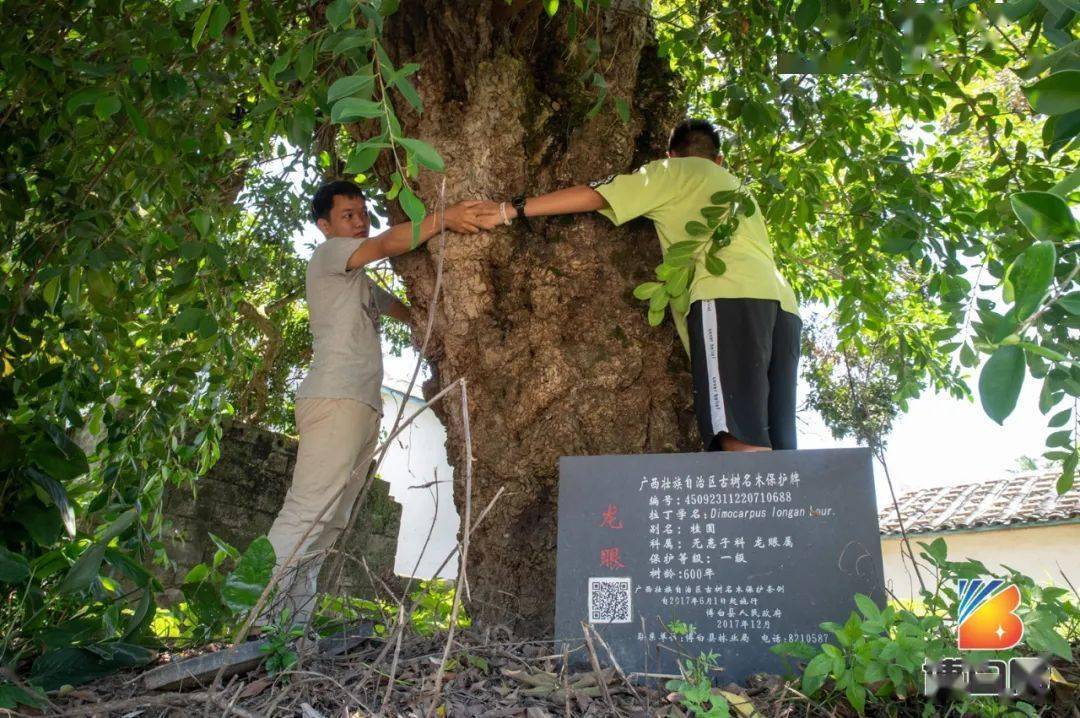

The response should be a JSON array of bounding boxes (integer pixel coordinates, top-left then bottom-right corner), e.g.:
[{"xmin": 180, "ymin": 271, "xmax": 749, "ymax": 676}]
[
  {"xmin": 474, "ymin": 186, "xmax": 606, "ymax": 227},
  {"xmin": 346, "ymin": 200, "xmax": 483, "ymax": 270}
]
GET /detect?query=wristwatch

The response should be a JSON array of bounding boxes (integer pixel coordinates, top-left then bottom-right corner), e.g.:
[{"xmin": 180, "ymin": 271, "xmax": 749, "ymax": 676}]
[{"xmin": 511, "ymin": 193, "xmax": 532, "ymax": 231}]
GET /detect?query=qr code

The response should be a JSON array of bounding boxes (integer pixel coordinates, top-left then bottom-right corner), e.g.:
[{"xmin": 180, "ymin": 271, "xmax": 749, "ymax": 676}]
[{"xmin": 588, "ymin": 577, "xmax": 631, "ymax": 624}]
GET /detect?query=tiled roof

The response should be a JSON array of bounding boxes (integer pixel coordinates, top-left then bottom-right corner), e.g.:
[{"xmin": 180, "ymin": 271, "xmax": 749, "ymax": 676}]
[{"xmin": 878, "ymin": 473, "xmax": 1080, "ymax": 535}]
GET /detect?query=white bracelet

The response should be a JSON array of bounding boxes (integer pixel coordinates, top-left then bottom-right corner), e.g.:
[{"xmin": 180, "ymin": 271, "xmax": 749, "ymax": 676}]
[{"xmin": 499, "ymin": 201, "xmax": 512, "ymax": 226}]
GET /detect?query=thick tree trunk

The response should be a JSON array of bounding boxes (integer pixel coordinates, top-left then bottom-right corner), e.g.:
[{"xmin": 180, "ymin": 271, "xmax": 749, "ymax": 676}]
[{"xmin": 382, "ymin": 0, "xmax": 696, "ymax": 637}]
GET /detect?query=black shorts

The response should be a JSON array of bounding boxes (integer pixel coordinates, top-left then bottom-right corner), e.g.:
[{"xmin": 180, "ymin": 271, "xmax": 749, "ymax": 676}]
[{"xmin": 688, "ymin": 298, "xmax": 802, "ymax": 451}]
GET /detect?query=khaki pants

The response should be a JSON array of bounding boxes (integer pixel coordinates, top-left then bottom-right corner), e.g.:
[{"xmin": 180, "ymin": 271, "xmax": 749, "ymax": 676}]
[{"xmin": 266, "ymin": 397, "xmax": 380, "ymax": 627}]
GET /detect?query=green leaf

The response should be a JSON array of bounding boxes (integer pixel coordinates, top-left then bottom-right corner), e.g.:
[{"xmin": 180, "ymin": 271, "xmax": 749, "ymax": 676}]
[
  {"xmin": 0, "ymin": 545, "xmax": 30, "ymax": 583},
  {"xmin": 221, "ymin": 537, "xmax": 275, "ymax": 613},
  {"xmin": 207, "ymin": 3, "xmax": 230, "ymax": 40},
  {"xmin": 922, "ymin": 536, "xmax": 948, "ymax": 564},
  {"xmin": 1049, "ymin": 408, "xmax": 1072, "ymax": 427},
  {"xmin": 1023, "ymin": 70, "xmax": 1080, "ymax": 115},
  {"xmin": 670, "ymin": 291, "xmax": 690, "ymax": 314},
  {"xmin": 664, "ymin": 242, "xmax": 700, "ymax": 271},
  {"xmin": 801, "ymin": 652, "xmax": 831, "ymax": 695},
  {"xmin": 93, "ymin": 94, "xmax": 121, "ymax": 120},
  {"xmin": 1058, "ymin": 292, "xmax": 1080, "ymax": 314},
  {"xmin": 1011, "ymin": 192, "xmax": 1077, "ymax": 242},
  {"xmin": 327, "ymin": 74, "xmax": 375, "ymax": 103},
  {"xmin": 979, "ymin": 345, "xmax": 1026, "ymax": 424},
  {"xmin": 197, "ymin": 313, "xmax": 218, "ymax": 339},
  {"xmin": 1046, "ymin": 429, "xmax": 1072, "ymax": 447},
  {"xmin": 295, "ymin": 42, "xmax": 315, "ymax": 80},
  {"xmin": 239, "ymin": 0, "xmax": 256, "ymax": 43},
  {"xmin": 399, "ymin": 186, "xmax": 426, "ymax": 246},
  {"xmin": 179, "ymin": 240, "xmax": 204, "ymax": 261},
  {"xmin": 86, "ymin": 268, "xmax": 116, "ymax": 307},
  {"xmin": 0, "ymin": 684, "xmax": 46, "ymax": 711},
  {"xmin": 57, "ymin": 543, "xmax": 106, "ymax": 594},
  {"xmin": 1009, "ymin": 241, "xmax": 1057, "ymax": 319},
  {"xmin": 664, "ymin": 265, "xmax": 691, "ymax": 297},
  {"xmin": 633, "ymin": 282, "xmax": 662, "ymax": 300},
  {"xmin": 1020, "ymin": 341, "xmax": 1067, "ymax": 362},
  {"xmin": 331, "ymin": 97, "xmax": 383, "ymax": 123},
  {"xmin": 192, "ymin": 2, "xmax": 215, "ymax": 47},
  {"xmin": 392, "ymin": 73, "xmax": 423, "ymax": 112},
  {"xmin": 880, "ymin": 232, "xmax": 916, "ymax": 255},
  {"xmin": 704, "ymin": 254, "xmax": 726, "ymax": 276},
  {"xmin": 26, "ymin": 467, "xmax": 76, "ymax": 537},
  {"xmin": 544, "ymin": 0, "xmax": 559, "ymax": 16},
  {"xmin": 30, "ymin": 644, "xmax": 154, "ymax": 691},
  {"xmin": 1002, "ymin": 0, "xmax": 1040, "ymax": 21},
  {"xmin": 710, "ymin": 190, "xmax": 737, "ymax": 205},
  {"xmin": 15, "ymin": 498, "xmax": 65, "ymax": 547},
  {"xmin": 1058, "ymin": 451, "xmax": 1077, "ymax": 493},
  {"xmin": 854, "ymin": 593, "xmax": 881, "ymax": 622},
  {"xmin": 398, "ymin": 137, "xmax": 444, "ymax": 172},
  {"xmin": 99, "ymin": 508, "xmax": 138, "ymax": 543},
  {"xmin": 208, "ymin": 532, "xmax": 239, "ymax": 562},
  {"xmin": 649, "ymin": 290, "xmax": 669, "ymax": 313},
  {"xmin": 793, "ymin": 0, "xmax": 821, "ymax": 30},
  {"xmin": 684, "ymin": 221, "xmax": 709, "ymax": 236},
  {"xmin": 173, "ymin": 306, "xmax": 205, "ymax": 334},
  {"xmin": 123, "ymin": 589, "xmax": 155, "ymax": 639},
  {"xmin": 42, "ymin": 274, "xmax": 61, "ymax": 309},
  {"xmin": 326, "ymin": 0, "xmax": 352, "ymax": 29},
  {"xmin": 65, "ymin": 87, "xmax": 107, "ymax": 115},
  {"xmin": 1025, "ymin": 616, "xmax": 1073, "ymax": 660},
  {"xmin": 345, "ymin": 145, "xmax": 381, "ymax": 174},
  {"xmin": 269, "ymin": 49, "xmax": 292, "ymax": 78},
  {"xmin": 122, "ymin": 99, "xmax": 148, "ymax": 136},
  {"xmin": 845, "ymin": 683, "xmax": 867, "ymax": 715},
  {"xmin": 189, "ymin": 208, "xmax": 212, "ymax": 237}
]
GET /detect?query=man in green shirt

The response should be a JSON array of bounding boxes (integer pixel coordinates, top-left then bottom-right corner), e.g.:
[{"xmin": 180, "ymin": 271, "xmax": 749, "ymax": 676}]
[{"xmin": 475, "ymin": 119, "xmax": 801, "ymax": 452}]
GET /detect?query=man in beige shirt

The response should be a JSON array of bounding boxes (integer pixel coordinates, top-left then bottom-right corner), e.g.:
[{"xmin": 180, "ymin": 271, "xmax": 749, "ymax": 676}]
[{"xmin": 266, "ymin": 180, "xmax": 482, "ymax": 627}]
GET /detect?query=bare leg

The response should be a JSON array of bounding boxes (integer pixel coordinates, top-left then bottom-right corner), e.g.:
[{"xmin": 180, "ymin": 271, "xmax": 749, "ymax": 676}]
[{"xmin": 718, "ymin": 432, "xmax": 771, "ymax": 452}]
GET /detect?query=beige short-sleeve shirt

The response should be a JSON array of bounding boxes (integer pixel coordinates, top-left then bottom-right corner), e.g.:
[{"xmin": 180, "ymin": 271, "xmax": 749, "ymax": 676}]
[{"xmin": 296, "ymin": 236, "xmax": 388, "ymax": 413}]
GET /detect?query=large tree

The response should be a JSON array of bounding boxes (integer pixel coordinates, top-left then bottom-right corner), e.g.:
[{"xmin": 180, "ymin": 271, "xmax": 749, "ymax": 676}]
[{"xmin": 379, "ymin": 0, "xmax": 695, "ymax": 634}]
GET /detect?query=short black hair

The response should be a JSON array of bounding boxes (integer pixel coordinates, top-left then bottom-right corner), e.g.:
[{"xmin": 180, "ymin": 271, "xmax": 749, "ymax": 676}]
[
  {"xmin": 311, "ymin": 180, "xmax": 365, "ymax": 223},
  {"xmin": 667, "ymin": 119, "xmax": 721, "ymax": 158}
]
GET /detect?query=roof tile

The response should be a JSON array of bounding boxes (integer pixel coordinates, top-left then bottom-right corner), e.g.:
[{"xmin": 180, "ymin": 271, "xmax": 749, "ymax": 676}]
[{"xmin": 879, "ymin": 473, "xmax": 1080, "ymax": 535}]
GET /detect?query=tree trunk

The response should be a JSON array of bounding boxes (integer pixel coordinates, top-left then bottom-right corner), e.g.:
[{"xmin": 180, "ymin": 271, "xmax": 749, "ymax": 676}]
[{"xmin": 382, "ymin": 0, "xmax": 696, "ymax": 637}]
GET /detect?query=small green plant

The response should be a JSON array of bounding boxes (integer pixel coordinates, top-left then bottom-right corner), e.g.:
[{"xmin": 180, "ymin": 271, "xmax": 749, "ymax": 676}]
[
  {"xmin": 410, "ymin": 579, "xmax": 467, "ymax": 635},
  {"xmin": 313, "ymin": 578, "xmax": 469, "ymax": 637},
  {"xmin": 772, "ymin": 538, "xmax": 1078, "ymax": 716},
  {"xmin": 0, "ymin": 682, "xmax": 47, "ymax": 712},
  {"xmin": 153, "ymin": 534, "xmax": 276, "ymax": 645},
  {"xmin": 663, "ymin": 619, "xmax": 732, "ymax": 718},
  {"xmin": 259, "ymin": 608, "xmax": 303, "ymax": 675},
  {"xmin": 633, "ymin": 189, "xmax": 756, "ymax": 326}
]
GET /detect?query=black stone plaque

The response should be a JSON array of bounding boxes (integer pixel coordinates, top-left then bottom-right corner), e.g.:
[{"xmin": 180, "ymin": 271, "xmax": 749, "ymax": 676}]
[{"xmin": 554, "ymin": 448, "xmax": 885, "ymax": 684}]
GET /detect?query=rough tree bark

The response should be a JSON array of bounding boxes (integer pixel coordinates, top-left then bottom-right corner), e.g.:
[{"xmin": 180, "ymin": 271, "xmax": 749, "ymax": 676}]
[{"xmin": 379, "ymin": 0, "xmax": 697, "ymax": 637}]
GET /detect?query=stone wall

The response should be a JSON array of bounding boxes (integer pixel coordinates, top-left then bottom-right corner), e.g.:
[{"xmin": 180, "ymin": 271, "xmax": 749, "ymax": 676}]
[{"xmin": 160, "ymin": 421, "xmax": 402, "ymax": 599}]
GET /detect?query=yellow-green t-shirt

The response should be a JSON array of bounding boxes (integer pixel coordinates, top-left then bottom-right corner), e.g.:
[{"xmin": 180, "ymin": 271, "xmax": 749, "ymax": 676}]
[{"xmin": 594, "ymin": 156, "xmax": 798, "ymax": 355}]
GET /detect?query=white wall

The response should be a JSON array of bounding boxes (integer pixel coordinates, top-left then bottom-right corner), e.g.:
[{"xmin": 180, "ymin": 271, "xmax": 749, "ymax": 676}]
[
  {"xmin": 881, "ymin": 523, "xmax": 1080, "ymax": 601},
  {"xmin": 378, "ymin": 386, "xmax": 459, "ymax": 580}
]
